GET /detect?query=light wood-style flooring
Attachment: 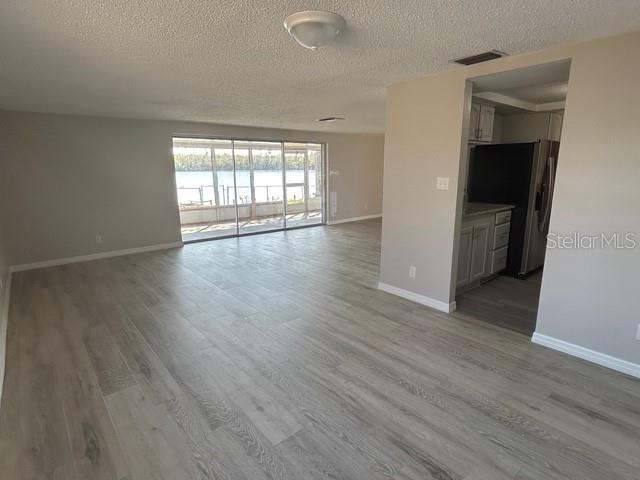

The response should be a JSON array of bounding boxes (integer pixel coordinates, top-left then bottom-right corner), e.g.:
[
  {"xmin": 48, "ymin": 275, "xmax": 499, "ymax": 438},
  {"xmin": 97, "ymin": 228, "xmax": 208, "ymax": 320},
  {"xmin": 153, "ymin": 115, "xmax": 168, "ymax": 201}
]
[{"xmin": 1, "ymin": 219, "xmax": 639, "ymax": 480}]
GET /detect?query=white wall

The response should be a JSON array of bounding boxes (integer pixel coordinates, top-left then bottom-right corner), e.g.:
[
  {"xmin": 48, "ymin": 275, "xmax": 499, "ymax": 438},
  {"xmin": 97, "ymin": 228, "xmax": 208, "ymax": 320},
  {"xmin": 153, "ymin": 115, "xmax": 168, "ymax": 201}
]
[
  {"xmin": 381, "ymin": 30, "xmax": 640, "ymax": 367},
  {"xmin": 0, "ymin": 111, "xmax": 384, "ymax": 266}
]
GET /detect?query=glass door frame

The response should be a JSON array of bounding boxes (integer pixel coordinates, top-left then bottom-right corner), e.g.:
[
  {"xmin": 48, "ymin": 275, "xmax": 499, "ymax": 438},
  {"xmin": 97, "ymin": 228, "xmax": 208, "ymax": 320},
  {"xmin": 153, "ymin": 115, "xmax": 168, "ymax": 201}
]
[
  {"xmin": 173, "ymin": 134, "xmax": 326, "ymax": 243},
  {"xmin": 231, "ymin": 139, "xmax": 240, "ymax": 236},
  {"xmin": 283, "ymin": 142, "xmax": 325, "ymax": 230},
  {"xmin": 237, "ymin": 139, "xmax": 285, "ymax": 236}
]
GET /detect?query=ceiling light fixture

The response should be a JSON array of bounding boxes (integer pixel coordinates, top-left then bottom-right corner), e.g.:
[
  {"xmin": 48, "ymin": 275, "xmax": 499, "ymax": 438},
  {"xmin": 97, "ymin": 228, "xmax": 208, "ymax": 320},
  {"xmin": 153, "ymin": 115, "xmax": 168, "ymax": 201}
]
[
  {"xmin": 284, "ymin": 11, "xmax": 346, "ymax": 51},
  {"xmin": 317, "ymin": 116, "xmax": 345, "ymax": 123}
]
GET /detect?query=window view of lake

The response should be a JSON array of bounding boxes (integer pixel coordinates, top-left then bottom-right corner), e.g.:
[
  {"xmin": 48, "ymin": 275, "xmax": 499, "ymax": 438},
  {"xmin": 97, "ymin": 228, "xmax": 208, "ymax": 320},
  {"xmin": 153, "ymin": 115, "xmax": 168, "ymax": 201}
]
[
  {"xmin": 172, "ymin": 137, "xmax": 324, "ymax": 240},
  {"xmin": 175, "ymin": 170, "xmax": 319, "ymax": 206}
]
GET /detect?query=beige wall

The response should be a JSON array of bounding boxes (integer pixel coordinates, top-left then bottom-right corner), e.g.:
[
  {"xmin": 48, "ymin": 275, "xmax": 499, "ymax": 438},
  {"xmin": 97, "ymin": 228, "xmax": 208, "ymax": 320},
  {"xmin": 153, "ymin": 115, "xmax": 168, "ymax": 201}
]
[
  {"xmin": 0, "ymin": 111, "xmax": 384, "ymax": 266},
  {"xmin": 0, "ymin": 149, "xmax": 9, "ymax": 303},
  {"xmin": 325, "ymin": 134, "xmax": 384, "ymax": 220},
  {"xmin": 381, "ymin": 30, "xmax": 640, "ymax": 365},
  {"xmin": 380, "ymin": 74, "xmax": 469, "ymax": 304},
  {"xmin": 0, "ymin": 232, "xmax": 7, "ymax": 288},
  {"xmin": 535, "ymin": 32, "xmax": 640, "ymax": 365},
  {"xmin": 0, "ymin": 150, "xmax": 9, "ymax": 403},
  {"xmin": 0, "ymin": 174, "xmax": 8, "ymax": 287},
  {"xmin": 0, "ymin": 220, "xmax": 8, "ymax": 298}
]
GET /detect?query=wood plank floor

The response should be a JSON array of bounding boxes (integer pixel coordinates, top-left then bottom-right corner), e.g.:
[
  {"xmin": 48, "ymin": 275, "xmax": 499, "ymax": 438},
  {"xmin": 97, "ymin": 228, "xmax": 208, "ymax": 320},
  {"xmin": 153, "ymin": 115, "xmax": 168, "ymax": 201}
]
[
  {"xmin": 456, "ymin": 271, "xmax": 543, "ymax": 336},
  {"xmin": 1, "ymin": 219, "xmax": 639, "ymax": 480}
]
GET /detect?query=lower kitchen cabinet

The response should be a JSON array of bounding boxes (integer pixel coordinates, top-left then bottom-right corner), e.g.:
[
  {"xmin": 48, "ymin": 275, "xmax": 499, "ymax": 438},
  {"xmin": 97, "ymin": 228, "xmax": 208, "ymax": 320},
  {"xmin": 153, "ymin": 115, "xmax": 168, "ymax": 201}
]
[
  {"xmin": 456, "ymin": 225, "xmax": 474, "ymax": 288},
  {"xmin": 491, "ymin": 246, "xmax": 509, "ymax": 273},
  {"xmin": 469, "ymin": 220, "xmax": 492, "ymax": 282},
  {"xmin": 457, "ymin": 209, "xmax": 512, "ymax": 290}
]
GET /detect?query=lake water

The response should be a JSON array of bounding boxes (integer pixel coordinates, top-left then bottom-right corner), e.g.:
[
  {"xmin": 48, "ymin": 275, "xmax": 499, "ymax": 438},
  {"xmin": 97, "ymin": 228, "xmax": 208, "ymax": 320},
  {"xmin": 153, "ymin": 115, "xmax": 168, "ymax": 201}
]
[{"xmin": 176, "ymin": 170, "xmax": 317, "ymax": 205}]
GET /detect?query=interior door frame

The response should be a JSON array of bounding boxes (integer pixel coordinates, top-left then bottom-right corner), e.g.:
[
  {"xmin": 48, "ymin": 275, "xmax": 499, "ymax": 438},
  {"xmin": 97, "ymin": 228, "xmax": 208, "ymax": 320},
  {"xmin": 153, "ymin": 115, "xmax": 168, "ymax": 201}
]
[{"xmin": 172, "ymin": 134, "xmax": 327, "ymax": 243}]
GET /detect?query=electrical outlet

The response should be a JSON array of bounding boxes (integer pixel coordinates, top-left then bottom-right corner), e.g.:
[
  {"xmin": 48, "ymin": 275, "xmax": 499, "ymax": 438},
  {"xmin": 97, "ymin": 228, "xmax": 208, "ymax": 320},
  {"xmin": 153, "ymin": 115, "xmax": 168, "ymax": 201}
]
[
  {"xmin": 636, "ymin": 323, "xmax": 640, "ymax": 341},
  {"xmin": 364, "ymin": 203, "xmax": 368, "ymax": 210},
  {"xmin": 409, "ymin": 265, "xmax": 416, "ymax": 279},
  {"xmin": 95, "ymin": 234, "xmax": 103, "ymax": 244}
]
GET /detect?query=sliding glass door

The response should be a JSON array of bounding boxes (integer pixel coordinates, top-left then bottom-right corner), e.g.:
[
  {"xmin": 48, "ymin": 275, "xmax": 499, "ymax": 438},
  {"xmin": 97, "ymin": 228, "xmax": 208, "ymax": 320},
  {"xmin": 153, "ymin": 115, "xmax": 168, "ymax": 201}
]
[
  {"xmin": 238, "ymin": 141, "xmax": 285, "ymax": 234},
  {"xmin": 172, "ymin": 138, "xmax": 237, "ymax": 240},
  {"xmin": 173, "ymin": 137, "xmax": 324, "ymax": 242},
  {"xmin": 284, "ymin": 142, "xmax": 324, "ymax": 228}
]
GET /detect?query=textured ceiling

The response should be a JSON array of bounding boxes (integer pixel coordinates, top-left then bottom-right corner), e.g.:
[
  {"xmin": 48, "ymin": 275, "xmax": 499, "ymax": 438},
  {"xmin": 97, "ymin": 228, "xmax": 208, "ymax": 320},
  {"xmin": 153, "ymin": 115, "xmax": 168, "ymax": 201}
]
[{"xmin": 1, "ymin": 1, "xmax": 639, "ymax": 133}]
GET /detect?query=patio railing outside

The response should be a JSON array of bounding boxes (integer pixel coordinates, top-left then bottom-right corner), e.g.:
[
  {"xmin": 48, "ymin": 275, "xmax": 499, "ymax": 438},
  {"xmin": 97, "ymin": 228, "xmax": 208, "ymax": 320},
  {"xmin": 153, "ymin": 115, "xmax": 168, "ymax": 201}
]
[{"xmin": 178, "ymin": 184, "xmax": 287, "ymax": 206}]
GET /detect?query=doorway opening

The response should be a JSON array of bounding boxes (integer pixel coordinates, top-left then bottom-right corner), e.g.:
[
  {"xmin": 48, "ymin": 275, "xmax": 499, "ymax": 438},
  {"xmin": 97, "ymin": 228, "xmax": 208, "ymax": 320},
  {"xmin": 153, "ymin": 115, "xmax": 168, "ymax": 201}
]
[
  {"xmin": 173, "ymin": 137, "xmax": 325, "ymax": 242},
  {"xmin": 454, "ymin": 59, "xmax": 571, "ymax": 335}
]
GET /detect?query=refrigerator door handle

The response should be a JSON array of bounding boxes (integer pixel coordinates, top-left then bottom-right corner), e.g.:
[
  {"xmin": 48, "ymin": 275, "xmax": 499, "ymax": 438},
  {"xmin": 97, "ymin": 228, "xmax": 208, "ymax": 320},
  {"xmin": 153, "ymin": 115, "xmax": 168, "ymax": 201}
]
[{"xmin": 538, "ymin": 156, "xmax": 555, "ymax": 231}]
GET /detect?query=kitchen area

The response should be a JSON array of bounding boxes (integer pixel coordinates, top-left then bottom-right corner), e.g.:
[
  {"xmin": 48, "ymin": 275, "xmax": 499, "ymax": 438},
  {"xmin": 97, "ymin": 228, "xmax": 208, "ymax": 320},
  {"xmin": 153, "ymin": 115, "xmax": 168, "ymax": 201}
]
[{"xmin": 454, "ymin": 60, "xmax": 569, "ymax": 335}]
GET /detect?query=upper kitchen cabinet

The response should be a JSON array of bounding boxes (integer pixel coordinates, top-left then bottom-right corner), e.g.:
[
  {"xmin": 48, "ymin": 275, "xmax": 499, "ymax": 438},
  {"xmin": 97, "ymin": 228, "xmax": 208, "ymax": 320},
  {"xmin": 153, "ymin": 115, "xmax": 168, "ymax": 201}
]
[
  {"xmin": 501, "ymin": 111, "xmax": 564, "ymax": 143},
  {"xmin": 478, "ymin": 104, "xmax": 495, "ymax": 142},
  {"xmin": 548, "ymin": 111, "xmax": 564, "ymax": 141},
  {"xmin": 468, "ymin": 103, "xmax": 495, "ymax": 143},
  {"xmin": 469, "ymin": 103, "xmax": 480, "ymax": 141}
]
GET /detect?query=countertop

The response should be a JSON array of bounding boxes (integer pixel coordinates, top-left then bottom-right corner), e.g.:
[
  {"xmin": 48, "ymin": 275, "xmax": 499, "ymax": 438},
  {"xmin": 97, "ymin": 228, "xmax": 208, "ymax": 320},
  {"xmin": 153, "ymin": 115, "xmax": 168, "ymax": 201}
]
[{"xmin": 462, "ymin": 202, "xmax": 515, "ymax": 219}]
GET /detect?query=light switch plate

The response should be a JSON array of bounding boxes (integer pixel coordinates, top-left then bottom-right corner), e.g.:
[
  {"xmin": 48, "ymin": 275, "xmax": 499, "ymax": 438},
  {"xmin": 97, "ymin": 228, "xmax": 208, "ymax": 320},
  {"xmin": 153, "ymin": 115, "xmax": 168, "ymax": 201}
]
[{"xmin": 436, "ymin": 176, "xmax": 450, "ymax": 190}]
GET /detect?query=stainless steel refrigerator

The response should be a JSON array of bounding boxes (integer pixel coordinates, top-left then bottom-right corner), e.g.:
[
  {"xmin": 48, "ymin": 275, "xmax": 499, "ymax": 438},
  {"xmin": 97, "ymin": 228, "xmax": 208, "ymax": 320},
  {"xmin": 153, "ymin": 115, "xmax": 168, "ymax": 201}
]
[{"xmin": 468, "ymin": 140, "xmax": 559, "ymax": 277}]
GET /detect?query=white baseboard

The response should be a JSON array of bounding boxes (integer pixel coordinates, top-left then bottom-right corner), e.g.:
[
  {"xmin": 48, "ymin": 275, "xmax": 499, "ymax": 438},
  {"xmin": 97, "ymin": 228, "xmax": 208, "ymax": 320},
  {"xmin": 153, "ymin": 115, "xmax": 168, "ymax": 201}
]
[
  {"xmin": 378, "ymin": 282, "xmax": 456, "ymax": 313},
  {"xmin": 9, "ymin": 241, "xmax": 184, "ymax": 273},
  {"xmin": 327, "ymin": 214, "xmax": 382, "ymax": 225},
  {"xmin": 0, "ymin": 271, "xmax": 12, "ymax": 406},
  {"xmin": 532, "ymin": 332, "xmax": 640, "ymax": 379}
]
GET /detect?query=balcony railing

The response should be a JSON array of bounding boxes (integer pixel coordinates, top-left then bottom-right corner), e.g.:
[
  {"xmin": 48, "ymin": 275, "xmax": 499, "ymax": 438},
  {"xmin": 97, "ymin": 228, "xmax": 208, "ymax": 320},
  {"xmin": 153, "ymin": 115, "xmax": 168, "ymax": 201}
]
[{"xmin": 177, "ymin": 184, "xmax": 311, "ymax": 207}]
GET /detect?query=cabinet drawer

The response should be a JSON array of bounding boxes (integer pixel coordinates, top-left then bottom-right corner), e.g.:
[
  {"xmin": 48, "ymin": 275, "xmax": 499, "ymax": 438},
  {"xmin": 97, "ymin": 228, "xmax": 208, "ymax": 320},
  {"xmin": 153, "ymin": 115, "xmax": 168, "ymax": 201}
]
[
  {"xmin": 491, "ymin": 247, "xmax": 508, "ymax": 274},
  {"xmin": 493, "ymin": 223, "xmax": 510, "ymax": 250},
  {"xmin": 495, "ymin": 210, "xmax": 512, "ymax": 225}
]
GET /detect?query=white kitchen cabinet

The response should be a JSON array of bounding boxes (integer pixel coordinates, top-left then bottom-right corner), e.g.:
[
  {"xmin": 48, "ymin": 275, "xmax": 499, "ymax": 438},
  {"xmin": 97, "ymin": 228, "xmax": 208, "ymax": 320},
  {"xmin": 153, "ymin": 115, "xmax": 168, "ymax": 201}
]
[
  {"xmin": 493, "ymin": 223, "xmax": 510, "ymax": 250},
  {"xmin": 469, "ymin": 220, "xmax": 492, "ymax": 282},
  {"xmin": 548, "ymin": 111, "xmax": 564, "ymax": 142},
  {"xmin": 500, "ymin": 111, "xmax": 564, "ymax": 143},
  {"xmin": 456, "ymin": 225, "xmax": 474, "ymax": 288},
  {"xmin": 491, "ymin": 247, "xmax": 509, "ymax": 274},
  {"xmin": 457, "ymin": 208, "xmax": 513, "ymax": 291},
  {"xmin": 478, "ymin": 105, "xmax": 495, "ymax": 142},
  {"xmin": 469, "ymin": 103, "xmax": 480, "ymax": 142},
  {"xmin": 468, "ymin": 103, "xmax": 495, "ymax": 143}
]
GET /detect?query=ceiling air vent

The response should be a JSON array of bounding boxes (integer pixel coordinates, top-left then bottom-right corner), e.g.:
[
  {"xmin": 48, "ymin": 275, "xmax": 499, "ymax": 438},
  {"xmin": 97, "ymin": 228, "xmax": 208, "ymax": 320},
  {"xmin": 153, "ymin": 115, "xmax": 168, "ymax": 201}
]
[
  {"xmin": 452, "ymin": 50, "xmax": 507, "ymax": 66},
  {"xmin": 317, "ymin": 116, "xmax": 344, "ymax": 123}
]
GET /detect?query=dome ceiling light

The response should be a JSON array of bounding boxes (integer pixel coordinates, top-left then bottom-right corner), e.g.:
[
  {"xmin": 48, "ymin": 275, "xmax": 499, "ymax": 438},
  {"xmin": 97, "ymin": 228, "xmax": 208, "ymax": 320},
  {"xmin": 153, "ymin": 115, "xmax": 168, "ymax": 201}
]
[{"xmin": 284, "ymin": 11, "xmax": 346, "ymax": 51}]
